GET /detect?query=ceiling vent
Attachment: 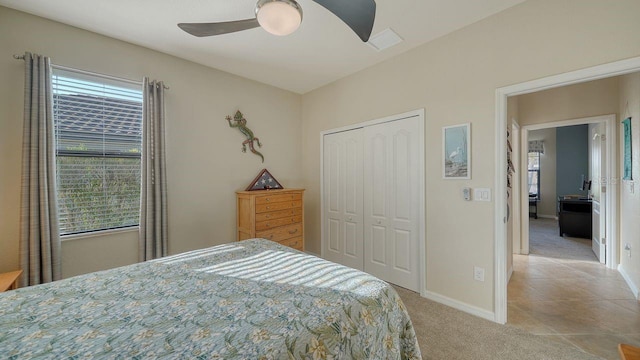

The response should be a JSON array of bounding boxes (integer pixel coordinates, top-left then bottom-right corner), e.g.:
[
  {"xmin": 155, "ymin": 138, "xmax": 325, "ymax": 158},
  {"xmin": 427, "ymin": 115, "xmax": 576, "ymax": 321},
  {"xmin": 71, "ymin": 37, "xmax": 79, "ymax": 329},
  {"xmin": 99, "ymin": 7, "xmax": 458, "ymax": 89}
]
[{"xmin": 367, "ymin": 28, "xmax": 403, "ymax": 52}]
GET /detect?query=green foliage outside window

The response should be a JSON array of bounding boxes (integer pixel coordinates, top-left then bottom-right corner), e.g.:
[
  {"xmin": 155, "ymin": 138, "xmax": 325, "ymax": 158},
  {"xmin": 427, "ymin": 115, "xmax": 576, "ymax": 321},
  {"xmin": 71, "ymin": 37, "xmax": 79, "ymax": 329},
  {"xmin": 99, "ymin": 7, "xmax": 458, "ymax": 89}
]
[{"xmin": 57, "ymin": 154, "xmax": 140, "ymax": 235}]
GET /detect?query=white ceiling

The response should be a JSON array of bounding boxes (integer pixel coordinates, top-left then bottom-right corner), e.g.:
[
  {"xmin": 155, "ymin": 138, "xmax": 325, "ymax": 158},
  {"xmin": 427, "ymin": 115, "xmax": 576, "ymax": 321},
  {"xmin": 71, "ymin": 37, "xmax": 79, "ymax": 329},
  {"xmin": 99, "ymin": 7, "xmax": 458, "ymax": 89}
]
[{"xmin": 0, "ymin": 0, "xmax": 525, "ymax": 94}]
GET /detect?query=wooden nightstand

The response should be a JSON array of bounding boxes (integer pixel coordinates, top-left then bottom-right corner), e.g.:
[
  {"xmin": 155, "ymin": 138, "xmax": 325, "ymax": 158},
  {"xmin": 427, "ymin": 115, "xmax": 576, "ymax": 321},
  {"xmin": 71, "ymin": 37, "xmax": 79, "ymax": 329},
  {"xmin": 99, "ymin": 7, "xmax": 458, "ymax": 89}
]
[
  {"xmin": 619, "ymin": 343, "xmax": 640, "ymax": 360},
  {"xmin": 0, "ymin": 270, "xmax": 23, "ymax": 292}
]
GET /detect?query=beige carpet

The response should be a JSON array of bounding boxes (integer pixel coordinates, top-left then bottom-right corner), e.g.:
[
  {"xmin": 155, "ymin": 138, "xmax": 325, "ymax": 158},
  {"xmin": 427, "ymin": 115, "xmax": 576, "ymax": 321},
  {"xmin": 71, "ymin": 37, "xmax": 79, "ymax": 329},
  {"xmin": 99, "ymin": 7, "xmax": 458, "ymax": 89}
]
[
  {"xmin": 395, "ymin": 286, "xmax": 602, "ymax": 360},
  {"xmin": 528, "ymin": 218, "xmax": 596, "ymax": 261}
]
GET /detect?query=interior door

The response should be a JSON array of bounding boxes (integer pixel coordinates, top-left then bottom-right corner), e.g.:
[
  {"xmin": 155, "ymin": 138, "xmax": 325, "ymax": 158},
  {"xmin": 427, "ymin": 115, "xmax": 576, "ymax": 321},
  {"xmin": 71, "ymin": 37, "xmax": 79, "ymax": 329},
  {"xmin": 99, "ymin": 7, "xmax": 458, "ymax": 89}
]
[
  {"xmin": 590, "ymin": 124, "xmax": 606, "ymax": 263},
  {"xmin": 363, "ymin": 117, "xmax": 421, "ymax": 291},
  {"xmin": 322, "ymin": 129, "xmax": 364, "ymax": 270}
]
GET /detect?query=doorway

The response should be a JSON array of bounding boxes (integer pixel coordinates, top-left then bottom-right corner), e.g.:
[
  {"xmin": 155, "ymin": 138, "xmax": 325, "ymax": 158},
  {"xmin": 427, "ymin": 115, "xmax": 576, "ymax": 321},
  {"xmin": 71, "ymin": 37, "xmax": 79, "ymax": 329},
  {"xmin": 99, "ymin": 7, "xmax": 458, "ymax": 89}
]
[
  {"xmin": 518, "ymin": 115, "xmax": 615, "ymax": 262},
  {"xmin": 495, "ymin": 56, "xmax": 640, "ymax": 324}
]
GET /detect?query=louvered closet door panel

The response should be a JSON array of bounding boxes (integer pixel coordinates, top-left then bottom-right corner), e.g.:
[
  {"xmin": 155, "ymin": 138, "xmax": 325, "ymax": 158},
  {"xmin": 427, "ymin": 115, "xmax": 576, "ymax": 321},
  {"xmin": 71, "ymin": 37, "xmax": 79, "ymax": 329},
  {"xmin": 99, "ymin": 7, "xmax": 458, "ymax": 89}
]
[
  {"xmin": 322, "ymin": 129, "xmax": 364, "ymax": 270},
  {"xmin": 364, "ymin": 117, "xmax": 421, "ymax": 291}
]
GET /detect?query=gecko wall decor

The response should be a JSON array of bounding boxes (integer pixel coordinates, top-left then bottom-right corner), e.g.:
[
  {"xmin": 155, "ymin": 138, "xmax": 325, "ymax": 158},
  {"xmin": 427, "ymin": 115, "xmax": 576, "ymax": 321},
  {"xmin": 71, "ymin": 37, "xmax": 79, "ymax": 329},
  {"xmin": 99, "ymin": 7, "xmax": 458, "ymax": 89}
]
[{"xmin": 226, "ymin": 110, "xmax": 264, "ymax": 163}]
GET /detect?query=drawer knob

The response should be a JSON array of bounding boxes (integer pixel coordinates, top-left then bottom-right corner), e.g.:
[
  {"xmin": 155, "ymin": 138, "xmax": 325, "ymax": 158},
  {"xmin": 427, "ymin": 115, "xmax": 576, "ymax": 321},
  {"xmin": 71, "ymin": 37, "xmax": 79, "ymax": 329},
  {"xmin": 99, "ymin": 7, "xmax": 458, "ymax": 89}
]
[
  {"xmin": 266, "ymin": 198, "xmax": 270, "ymax": 202},
  {"xmin": 266, "ymin": 206, "xmax": 270, "ymax": 210},
  {"xmin": 377, "ymin": 220, "xmax": 381, "ymax": 224},
  {"xmin": 288, "ymin": 229, "xmax": 298, "ymax": 235},
  {"xmin": 266, "ymin": 223, "xmax": 270, "ymax": 227}
]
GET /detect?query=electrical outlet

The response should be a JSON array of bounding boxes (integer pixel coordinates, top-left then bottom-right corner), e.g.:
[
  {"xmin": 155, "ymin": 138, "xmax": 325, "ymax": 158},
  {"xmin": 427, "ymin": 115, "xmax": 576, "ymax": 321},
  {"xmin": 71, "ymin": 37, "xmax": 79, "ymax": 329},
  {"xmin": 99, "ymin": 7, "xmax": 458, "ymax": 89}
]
[{"xmin": 473, "ymin": 266, "xmax": 485, "ymax": 282}]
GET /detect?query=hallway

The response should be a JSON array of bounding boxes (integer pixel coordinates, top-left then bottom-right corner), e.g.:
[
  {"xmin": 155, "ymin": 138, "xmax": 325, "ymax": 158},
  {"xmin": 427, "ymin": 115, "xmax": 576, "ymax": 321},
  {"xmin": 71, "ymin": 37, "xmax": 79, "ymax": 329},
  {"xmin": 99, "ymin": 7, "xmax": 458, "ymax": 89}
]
[{"xmin": 508, "ymin": 218, "xmax": 640, "ymax": 359}]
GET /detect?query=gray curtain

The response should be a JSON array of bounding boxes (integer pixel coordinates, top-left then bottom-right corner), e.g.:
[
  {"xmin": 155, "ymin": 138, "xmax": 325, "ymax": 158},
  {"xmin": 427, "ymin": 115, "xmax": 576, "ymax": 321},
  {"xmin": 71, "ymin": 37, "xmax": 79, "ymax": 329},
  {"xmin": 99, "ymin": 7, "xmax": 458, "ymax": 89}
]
[
  {"xmin": 19, "ymin": 52, "xmax": 61, "ymax": 286},
  {"xmin": 139, "ymin": 77, "xmax": 168, "ymax": 261}
]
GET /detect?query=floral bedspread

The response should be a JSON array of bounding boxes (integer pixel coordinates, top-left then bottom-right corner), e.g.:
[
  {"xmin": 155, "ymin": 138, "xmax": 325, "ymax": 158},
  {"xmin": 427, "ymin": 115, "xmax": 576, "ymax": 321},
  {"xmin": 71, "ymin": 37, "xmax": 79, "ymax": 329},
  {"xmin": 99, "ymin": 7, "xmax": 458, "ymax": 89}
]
[{"xmin": 0, "ymin": 239, "xmax": 421, "ymax": 359}]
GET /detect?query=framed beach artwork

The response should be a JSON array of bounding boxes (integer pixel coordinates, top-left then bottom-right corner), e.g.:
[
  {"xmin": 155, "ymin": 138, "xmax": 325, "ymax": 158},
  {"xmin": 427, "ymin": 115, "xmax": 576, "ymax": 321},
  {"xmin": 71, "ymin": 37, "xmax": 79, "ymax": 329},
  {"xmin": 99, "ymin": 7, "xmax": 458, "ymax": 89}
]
[{"xmin": 443, "ymin": 123, "xmax": 471, "ymax": 179}]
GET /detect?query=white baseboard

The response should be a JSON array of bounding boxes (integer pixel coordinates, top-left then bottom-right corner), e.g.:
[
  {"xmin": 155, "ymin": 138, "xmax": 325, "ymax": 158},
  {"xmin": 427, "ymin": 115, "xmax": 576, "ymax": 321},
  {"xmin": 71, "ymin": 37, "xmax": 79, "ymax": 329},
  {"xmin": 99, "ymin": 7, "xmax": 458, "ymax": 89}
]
[
  {"xmin": 423, "ymin": 290, "xmax": 495, "ymax": 322},
  {"xmin": 537, "ymin": 214, "xmax": 558, "ymax": 220},
  {"xmin": 618, "ymin": 264, "xmax": 640, "ymax": 299}
]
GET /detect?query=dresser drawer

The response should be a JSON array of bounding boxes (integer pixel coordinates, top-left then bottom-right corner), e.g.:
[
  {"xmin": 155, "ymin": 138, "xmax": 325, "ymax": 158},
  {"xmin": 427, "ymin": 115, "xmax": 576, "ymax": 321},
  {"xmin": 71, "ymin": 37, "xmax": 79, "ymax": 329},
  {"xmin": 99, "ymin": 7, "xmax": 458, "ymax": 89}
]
[
  {"xmin": 256, "ymin": 192, "xmax": 302, "ymax": 205},
  {"xmin": 256, "ymin": 223, "xmax": 302, "ymax": 242},
  {"xmin": 256, "ymin": 200, "xmax": 301, "ymax": 213},
  {"xmin": 255, "ymin": 207, "xmax": 302, "ymax": 222},
  {"xmin": 277, "ymin": 236, "xmax": 303, "ymax": 251},
  {"xmin": 256, "ymin": 215, "xmax": 302, "ymax": 231}
]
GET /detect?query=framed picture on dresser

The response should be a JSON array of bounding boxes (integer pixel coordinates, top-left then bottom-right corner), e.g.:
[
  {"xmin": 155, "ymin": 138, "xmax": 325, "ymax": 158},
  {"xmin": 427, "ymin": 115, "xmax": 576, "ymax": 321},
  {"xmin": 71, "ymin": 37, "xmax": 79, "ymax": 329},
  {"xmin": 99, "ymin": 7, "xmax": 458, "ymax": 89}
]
[{"xmin": 245, "ymin": 168, "xmax": 283, "ymax": 191}]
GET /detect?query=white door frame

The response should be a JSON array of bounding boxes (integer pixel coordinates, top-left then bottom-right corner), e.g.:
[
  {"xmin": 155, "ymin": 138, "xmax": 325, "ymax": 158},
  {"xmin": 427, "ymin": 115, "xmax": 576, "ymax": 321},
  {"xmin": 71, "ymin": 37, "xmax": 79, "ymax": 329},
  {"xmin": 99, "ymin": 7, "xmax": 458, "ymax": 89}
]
[
  {"xmin": 518, "ymin": 115, "xmax": 616, "ymax": 257},
  {"xmin": 320, "ymin": 109, "xmax": 427, "ymax": 297},
  {"xmin": 495, "ymin": 56, "xmax": 640, "ymax": 324}
]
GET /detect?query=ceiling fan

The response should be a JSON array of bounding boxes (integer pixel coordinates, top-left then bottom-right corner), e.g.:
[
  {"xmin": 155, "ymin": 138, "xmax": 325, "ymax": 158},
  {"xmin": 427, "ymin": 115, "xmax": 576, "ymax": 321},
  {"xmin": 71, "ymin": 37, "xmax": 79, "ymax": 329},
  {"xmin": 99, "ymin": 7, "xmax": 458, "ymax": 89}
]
[{"xmin": 178, "ymin": 0, "xmax": 376, "ymax": 42}]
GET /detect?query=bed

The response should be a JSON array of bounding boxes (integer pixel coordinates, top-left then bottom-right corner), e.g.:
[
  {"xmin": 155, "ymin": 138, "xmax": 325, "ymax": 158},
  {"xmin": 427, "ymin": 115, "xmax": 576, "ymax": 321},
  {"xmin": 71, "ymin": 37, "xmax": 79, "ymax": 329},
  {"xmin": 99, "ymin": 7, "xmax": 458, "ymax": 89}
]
[{"xmin": 0, "ymin": 239, "xmax": 421, "ymax": 359}]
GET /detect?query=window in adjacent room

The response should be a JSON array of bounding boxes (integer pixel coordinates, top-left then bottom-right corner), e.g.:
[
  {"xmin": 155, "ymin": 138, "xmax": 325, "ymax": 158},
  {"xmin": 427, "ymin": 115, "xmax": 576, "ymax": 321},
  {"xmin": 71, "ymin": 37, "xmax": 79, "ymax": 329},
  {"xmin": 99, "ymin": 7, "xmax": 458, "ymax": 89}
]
[
  {"xmin": 527, "ymin": 152, "xmax": 540, "ymax": 198},
  {"xmin": 52, "ymin": 68, "xmax": 143, "ymax": 236}
]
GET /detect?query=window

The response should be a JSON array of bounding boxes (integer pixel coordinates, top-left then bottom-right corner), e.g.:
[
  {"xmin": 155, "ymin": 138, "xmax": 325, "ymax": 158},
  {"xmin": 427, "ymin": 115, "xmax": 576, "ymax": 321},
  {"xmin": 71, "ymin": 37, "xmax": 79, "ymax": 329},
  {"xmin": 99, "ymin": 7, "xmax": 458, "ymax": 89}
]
[
  {"xmin": 528, "ymin": 152, "xmax": 540, "ymax": 198},
  {"xmin": 52, "ymin": 69, "xmax": 143, "ymax": 235}
]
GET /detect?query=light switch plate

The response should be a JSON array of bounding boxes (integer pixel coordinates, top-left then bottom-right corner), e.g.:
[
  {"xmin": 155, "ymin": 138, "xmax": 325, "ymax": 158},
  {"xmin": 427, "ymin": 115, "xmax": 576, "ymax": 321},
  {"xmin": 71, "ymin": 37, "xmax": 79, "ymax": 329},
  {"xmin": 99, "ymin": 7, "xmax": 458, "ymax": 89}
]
[{"xmin": 474, "ymin": 188, "xmax": 491, "ymax": 202}]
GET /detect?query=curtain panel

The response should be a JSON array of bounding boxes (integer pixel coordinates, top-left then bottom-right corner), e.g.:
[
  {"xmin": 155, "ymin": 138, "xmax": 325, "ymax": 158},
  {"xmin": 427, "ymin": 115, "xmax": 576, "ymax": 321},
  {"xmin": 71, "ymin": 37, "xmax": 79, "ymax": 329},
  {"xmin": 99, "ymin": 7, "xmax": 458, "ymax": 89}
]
[
  {"xmin": 139, "ymin": 78, "xmax": 168, "ymax": 261},
  {"xmin": 19, "ymin": 52, "xmax": 61, "ymax": 286},
  {"xmin": 528, "ymin": 140, "xmax": 545, "ymax": 154}
]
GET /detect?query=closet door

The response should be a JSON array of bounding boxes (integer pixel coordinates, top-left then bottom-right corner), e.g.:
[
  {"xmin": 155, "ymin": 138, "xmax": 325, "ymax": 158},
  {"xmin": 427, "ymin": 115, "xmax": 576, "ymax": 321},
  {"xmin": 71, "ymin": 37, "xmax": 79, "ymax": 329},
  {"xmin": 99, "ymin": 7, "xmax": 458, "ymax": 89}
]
[
  {"xmin": 322, "ymin": 129, "xmax": 364, "ymax": 270},
  {"xmin": 363, "ymin": 117, "xmax": 421, "ymax": 291}
]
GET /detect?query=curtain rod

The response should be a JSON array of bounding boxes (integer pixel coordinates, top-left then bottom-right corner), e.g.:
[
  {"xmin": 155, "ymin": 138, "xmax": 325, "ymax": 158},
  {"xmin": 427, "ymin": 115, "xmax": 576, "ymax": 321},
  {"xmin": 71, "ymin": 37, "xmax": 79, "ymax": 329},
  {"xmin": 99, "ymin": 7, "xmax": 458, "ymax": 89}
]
[{"xmin": 13, "ymin": 54, "xmax": 169, "ymax": 89}]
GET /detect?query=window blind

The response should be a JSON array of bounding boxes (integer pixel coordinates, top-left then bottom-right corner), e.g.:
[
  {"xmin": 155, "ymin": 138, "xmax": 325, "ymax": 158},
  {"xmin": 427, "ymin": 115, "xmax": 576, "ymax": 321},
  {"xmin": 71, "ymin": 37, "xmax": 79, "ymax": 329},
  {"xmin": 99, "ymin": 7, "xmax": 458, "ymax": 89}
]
[{"xmin": 52, "ymin": 69, "xmax": 143, "ymax": 235}]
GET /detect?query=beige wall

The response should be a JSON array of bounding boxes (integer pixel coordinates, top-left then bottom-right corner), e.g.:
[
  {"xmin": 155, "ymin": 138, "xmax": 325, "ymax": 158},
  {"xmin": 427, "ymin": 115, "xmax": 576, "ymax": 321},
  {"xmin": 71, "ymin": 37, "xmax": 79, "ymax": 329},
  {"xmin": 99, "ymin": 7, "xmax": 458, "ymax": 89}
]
[
  {"xmin": 528, "ymin": 128, "xmax": 557, "ymax": 217},
  {"xmin": 0, "ymin": 7, "xmax": 302, "ymax": 277},
  {"xmin": 618, "ymin": 72, "xmax": 640, "ymax": 296},
  {"xmin": 302, "ymin": 0, "xmax": 640, "ymax": 312},
  {"xmin": 518, "ymin": 77, "xmax": 620, "ymax": 127}
]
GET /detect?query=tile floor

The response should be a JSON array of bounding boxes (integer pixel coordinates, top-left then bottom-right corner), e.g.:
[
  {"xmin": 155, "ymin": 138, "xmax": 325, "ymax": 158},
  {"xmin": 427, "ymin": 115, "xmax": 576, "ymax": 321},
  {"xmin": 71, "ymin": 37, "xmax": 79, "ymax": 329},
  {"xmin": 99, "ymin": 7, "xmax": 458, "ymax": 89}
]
[{"xmin": 507, "ymin": 218, "xmax": 640, "ymax": 360}]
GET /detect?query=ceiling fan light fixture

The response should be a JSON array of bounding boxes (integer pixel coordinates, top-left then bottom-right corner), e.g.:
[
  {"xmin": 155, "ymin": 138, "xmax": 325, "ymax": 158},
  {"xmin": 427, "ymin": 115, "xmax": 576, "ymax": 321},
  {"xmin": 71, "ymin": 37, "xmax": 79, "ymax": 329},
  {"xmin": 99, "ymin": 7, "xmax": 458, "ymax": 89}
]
[{"xmin": 256, "ymin": 0, "xmax": 303, "ymax": 36}]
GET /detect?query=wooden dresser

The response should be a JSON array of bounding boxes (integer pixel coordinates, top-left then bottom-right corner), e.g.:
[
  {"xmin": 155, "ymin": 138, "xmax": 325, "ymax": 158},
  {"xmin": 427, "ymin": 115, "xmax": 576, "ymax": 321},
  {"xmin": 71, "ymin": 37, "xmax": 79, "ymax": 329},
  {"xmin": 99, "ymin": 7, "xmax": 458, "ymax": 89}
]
[{"xmin": 236, "ymin": 189, "xmax": 304, "ymax": 251}]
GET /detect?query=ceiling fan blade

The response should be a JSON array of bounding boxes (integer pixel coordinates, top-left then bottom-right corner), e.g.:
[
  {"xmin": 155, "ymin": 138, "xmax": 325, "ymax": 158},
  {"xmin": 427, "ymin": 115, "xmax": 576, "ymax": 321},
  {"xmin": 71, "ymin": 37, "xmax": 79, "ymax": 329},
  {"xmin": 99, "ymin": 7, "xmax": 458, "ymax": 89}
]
[
  {"xmin": 178, "ymin": 18, "xmax": 260, "ymax": 37},
  {"xmin": 312, "ymin": 0, "xmax": 376, "ymax": 42}
]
